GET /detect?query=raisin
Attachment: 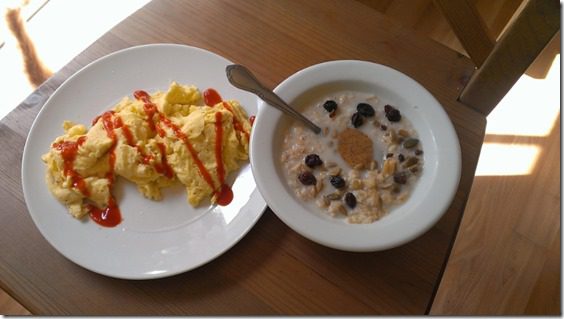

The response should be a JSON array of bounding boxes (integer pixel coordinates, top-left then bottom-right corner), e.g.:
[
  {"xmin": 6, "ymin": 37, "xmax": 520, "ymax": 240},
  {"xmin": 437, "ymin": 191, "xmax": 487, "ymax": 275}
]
[
  {"xmin": 393, "ymin": 171, "xmax": 408, "ymax": 184},
  {"xmin": 384, "ymin": 104, "xmax": 401, "ymax": 122},
  {"xmin": 323, "ymin": 100, "xmax": 337, "ymax": 113},
  {"xmin": 357, "ymin": 103, "xmax": 375, "ymax": 117},
  {"xmin": 398, "ymin": 154, "xmax": 405, "ymax": 162},
  {"xmin": 304, "ymin": 154, "xmax": 323, "ymax": 168},
  {"xmin": 351, "ymin": 112, "xmax": 364, "ymax": 128},
  {"xmin": 330, "ymin": 175, "xmax": 346, "ymax": 188},
  {"xmin": 344, "ymin": 192, "xmax": 357, "ymax": 209},
  {"xmin": 298, "ymin": 171, "xmax": 316, "ymax": 185},
  {"xmin": 380, "ymin": 124, "xmax": 388, "ymax": 131},
  {"xmin": 386, "ymin": 153, "xmax": 394, "ymax": 159},
  {"xmin": 415, "ymin": 149, "xmax": 424, "ymax": 156}
]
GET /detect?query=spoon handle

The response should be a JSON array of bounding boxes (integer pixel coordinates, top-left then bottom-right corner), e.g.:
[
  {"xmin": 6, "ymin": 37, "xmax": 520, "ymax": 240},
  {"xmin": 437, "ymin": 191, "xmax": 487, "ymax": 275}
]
[{"xmin": 226, "ymin": 64, "xmax": 321, "ymax": 134}]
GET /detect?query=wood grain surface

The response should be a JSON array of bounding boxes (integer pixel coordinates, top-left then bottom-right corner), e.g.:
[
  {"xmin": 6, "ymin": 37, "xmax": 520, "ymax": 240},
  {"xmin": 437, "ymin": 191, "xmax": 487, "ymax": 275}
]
[
  {"xmin": 0, "ymin": 0, "xmax": 488, "ymax": 315},
  {"xmin": 431, "ymin": 121, "xmax": 561, "ymax": 314}
]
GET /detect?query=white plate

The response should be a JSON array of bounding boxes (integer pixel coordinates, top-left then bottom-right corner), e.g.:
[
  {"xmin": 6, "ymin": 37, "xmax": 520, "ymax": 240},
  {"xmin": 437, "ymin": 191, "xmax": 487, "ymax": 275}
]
[
  {"xmin": 250, "ymin": 60, "xmax": 461, "ymax": 252},
  {"xmin": 22, "ymin": 44, "xmax": 266, "ymax": 279}
]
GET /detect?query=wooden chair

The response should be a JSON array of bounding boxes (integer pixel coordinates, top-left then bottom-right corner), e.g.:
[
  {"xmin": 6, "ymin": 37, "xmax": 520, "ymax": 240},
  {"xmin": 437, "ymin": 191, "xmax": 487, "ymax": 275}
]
[
  {"xmin": 424, "ymin": 0, "xmax": 560, "ymax": 313},
  {"xmin": 433, "ymin": 0, "xmax": 559, "ymax": 115}
]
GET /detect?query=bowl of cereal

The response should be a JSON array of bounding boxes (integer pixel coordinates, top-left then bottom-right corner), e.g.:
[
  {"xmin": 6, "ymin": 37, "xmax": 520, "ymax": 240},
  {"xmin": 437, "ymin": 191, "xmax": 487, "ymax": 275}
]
[{"xmin": 249, "ymin": 60, "xmax": 460, "ymax": 251}]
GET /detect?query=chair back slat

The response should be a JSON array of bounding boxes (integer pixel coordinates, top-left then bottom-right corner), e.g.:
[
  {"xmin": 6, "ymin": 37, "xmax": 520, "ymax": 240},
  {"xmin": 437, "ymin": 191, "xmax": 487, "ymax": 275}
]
[
  {"xmin": 458, "ymin": 0, "xmax": 560, "ymax": 115},
  {"xmin": 433, "ymin": 0, "xmax": 496, "ymax": 67}
]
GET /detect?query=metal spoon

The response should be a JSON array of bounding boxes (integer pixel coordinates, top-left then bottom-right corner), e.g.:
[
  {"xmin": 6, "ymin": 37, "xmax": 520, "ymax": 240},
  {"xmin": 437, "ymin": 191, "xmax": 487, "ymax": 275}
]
[{"xmin": 226, "ymin": 64, "xmax": 321, "ymax": 134}]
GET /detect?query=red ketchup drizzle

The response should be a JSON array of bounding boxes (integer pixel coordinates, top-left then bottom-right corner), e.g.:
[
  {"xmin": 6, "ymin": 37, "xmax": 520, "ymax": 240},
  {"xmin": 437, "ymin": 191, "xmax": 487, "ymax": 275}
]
[
  {"xmin": 137, "ymin": 89, "xmax": 234, "ymax": 206},
  {"xmin": 87, "ymin": 197, "xmax": 121, "ymax": 228},
  {"xmin": 214, "ymin": 112, "xmax": 226, "ymax": 183},
  {"xmin": 203, "ymin": 88, "xmax": 223, "ymax": 106},
  {"xmin": 91, "ymin": 115, "xmax": 101, "ymax": 126},
  {"xmin": 203, "ymin": 88, "xmax": 250, "ymax": 143},
  {"xmin": 82, "ymin": 88, "xmax": 245, "ymax": 225},
  {"xmin": 222, "ymin": 102, "xmax": 250, "ymax": 142},
  {"xmin": 86, "ymin": 106, "xmax": 178, "ymax": 227},
  {"xmin": 114, "ymin": 114, "xmax": 174, "ymax": 178},
  {"xmin": 88, "ymin": 111, "xmax": 122, "ymax": 227},
  {"xmin": 155, "ymin": 142, "xmax": 174, "ymax": 179},
  {"xmin": 53, "ymin": 136, "xmax": 90, "ymax": 196},
  {"xmin": 134, "ymin": 90, "xmax": 158, "ymax": 133},
  {"xmin": 214, "ymin": 112, "xmax": 233, "ymax": 205},
  {"xmin": 158, "ymin": 115, "xmax": 217, "ymax": 193},
  {"xmin": 203, "ymin": 89, "xmax": 238, "ymax": 204},
  {"xmin": 114, "ymin": 116, "xmax": 133, "ymax": 145}
]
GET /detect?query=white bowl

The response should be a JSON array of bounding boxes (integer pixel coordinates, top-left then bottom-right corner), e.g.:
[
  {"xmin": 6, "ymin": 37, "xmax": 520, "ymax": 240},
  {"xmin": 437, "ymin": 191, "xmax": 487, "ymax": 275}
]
[{"xmin": 250, "ymin": 60, "xmax": 461, "ymax": 251}]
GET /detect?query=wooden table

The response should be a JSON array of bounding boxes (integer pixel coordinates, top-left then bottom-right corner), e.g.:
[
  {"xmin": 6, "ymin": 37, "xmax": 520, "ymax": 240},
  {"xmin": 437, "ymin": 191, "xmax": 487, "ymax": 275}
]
[{"xmin": 0, "ymin": 0, "xmax": 486, "ymax": 315}]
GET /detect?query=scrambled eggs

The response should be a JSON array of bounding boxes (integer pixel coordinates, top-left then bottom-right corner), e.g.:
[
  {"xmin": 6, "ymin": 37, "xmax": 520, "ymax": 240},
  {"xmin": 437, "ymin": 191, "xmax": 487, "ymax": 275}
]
[{"xmin": 42, "ymin": 82, "xmax": 251, "ymax": 221}]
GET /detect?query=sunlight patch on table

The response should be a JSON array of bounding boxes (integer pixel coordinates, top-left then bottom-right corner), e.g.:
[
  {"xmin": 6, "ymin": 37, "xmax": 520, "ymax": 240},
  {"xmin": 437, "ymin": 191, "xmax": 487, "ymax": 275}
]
[
  {"xmin": 0, "ymin": 0, "xmax": 149, "ymax": 119},
  {"xmin": 27, "ymin": 0, "xmax": 150, "ymax": 71},
  {"xmin": 486, "ymin": 55, "xmax": 560, "ymax": 137},
  {"xmin": 475, "ymin": 143, "xmax": 540, "ymax": 176}
]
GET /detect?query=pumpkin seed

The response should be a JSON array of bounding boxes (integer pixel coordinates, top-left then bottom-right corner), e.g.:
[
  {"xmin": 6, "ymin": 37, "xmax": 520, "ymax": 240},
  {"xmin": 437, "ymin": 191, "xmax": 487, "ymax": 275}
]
[
  {"xmin": 402, "ymin": 156, "xmax": 419, "ymax": 168},
  {"xmin": 403, "ymin": 138, "xmax": 419, "ymax": 149}
]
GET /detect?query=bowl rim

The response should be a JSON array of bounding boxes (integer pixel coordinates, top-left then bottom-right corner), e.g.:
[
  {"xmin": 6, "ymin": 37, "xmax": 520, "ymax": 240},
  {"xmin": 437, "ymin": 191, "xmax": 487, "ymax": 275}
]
[{"xmin": 249, "ymin": 60, "xmax": 461, "ymax": 251}]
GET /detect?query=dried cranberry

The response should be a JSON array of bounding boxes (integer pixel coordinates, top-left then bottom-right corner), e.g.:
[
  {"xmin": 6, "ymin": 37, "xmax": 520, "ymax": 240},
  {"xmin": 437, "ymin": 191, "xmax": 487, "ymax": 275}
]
[
  {"xmin": 344, "ymin": 192, "xmax": 357, "ymax": 209},
  {"xmin": 323, "ymin": 100, "xmax": 337, "ymax": 113},
  {"xmin": 384, "ymin": 104, "xmax": 401, "ymax": 122},
  {"xmin": 351, "ymin": 112, "xmax": 363, "ymax": 128},
  {"xmin": 415, "ymin": 149, "xmax": 424, "ymax": 156},
  {"xmin": 298, "ymin": 171, "xmax": 316, "ymax": 185},
  {"xmin": 304, "ymin": 154, "xmax": 323, "ymax": 168},
  {"xmin": 330, "ymin": 175, "xmax": 346, "ymax": 188},
  {"xmin": 357, "ymin": 103, "xmax": 375, "ymax": 117},
  {"xmin": 380, "ymin": 124, "xmax": 388, "ymax": 131}
]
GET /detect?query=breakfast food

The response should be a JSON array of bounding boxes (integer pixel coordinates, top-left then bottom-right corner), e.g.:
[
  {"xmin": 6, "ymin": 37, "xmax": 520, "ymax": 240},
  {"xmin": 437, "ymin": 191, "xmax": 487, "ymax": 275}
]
[
  {"xmin": 42, "ymin": 82, "xmax": 251, "ymax": 227},
  {"xmin": 280, "ymin": 91, "xmax": 423, "ymax": 224}
]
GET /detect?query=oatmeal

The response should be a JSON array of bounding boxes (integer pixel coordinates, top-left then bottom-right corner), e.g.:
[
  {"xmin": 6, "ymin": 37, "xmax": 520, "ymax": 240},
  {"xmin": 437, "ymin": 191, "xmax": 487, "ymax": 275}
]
[{"xmin": 280, "ymin": 91, "xmax": 423, "ymax": 224}]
